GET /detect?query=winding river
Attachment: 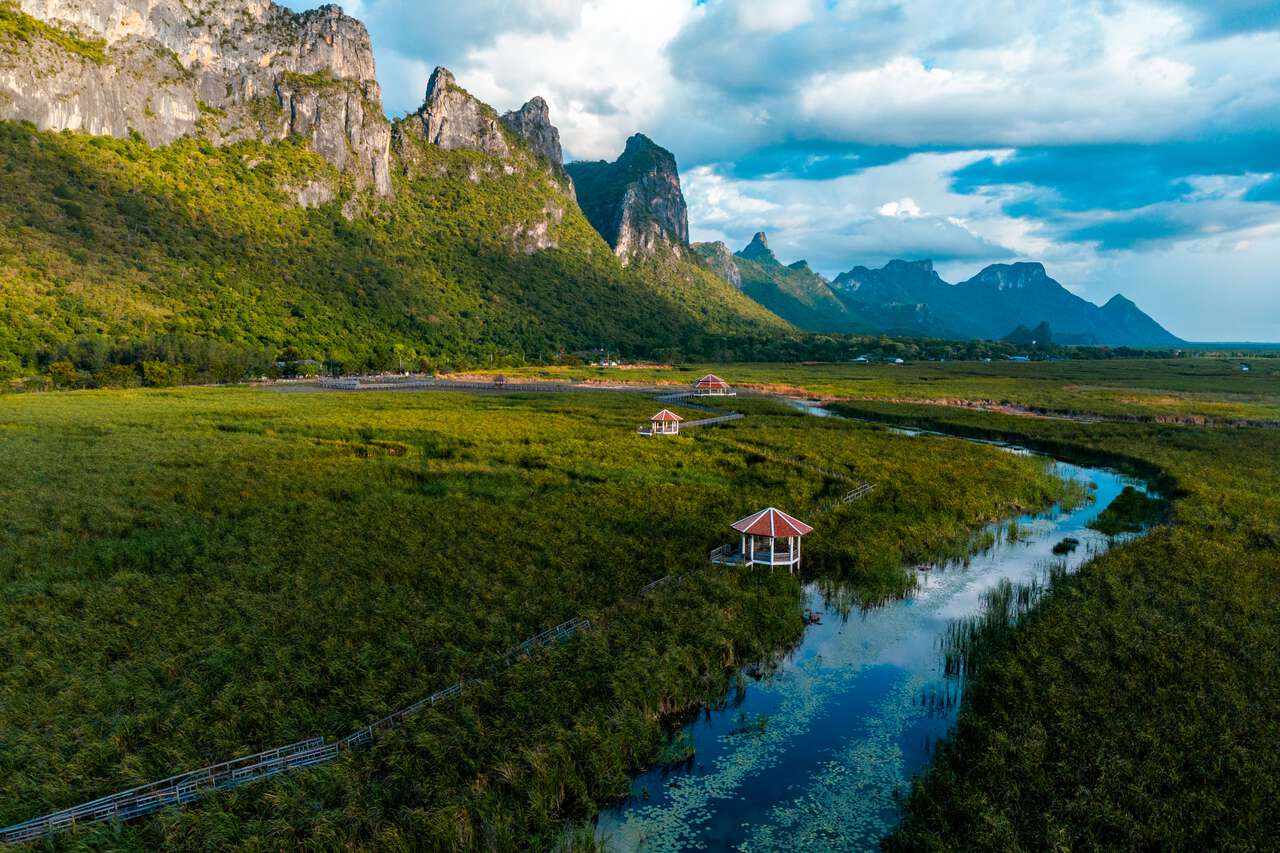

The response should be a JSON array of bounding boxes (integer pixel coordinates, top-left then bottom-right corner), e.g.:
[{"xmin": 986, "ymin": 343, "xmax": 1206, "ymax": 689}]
[{"xmin": 595, "ymin": 404, "xmax": 1155, "ymax": 852}]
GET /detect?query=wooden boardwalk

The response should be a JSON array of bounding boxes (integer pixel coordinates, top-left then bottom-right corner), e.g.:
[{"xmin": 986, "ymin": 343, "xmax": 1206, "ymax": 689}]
[
  {"xmin": 1, "ymin": 549, "xmax": 709, "ymax": 845},
  {"xmin": 0, "ymin": 618, "xmax": 590, "ymax": 845}
]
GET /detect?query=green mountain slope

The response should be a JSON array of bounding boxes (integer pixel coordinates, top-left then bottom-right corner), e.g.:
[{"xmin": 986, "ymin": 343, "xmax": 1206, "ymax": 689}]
[
  {"xmin": 0, "ymin": 121, "xmax": 789, "ymax": 379},
  {"xmin": 725, "ymin": 233, "xmax": 856, "ymax": 333}
]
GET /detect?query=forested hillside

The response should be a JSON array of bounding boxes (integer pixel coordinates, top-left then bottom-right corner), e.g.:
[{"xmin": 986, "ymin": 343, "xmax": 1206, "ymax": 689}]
[
  {"xmin": 0, "ymin": 0, "xmax": 794, "ymax": 385},
  {"xmin": 0, "ymin": 121, "xmax": 795, "ymax": 382}
]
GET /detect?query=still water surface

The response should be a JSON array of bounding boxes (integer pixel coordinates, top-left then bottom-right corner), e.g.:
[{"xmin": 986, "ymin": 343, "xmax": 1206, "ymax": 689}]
[{"xmin": 595, "ymin": 406, "xmax": 1152, "ymax": 851}]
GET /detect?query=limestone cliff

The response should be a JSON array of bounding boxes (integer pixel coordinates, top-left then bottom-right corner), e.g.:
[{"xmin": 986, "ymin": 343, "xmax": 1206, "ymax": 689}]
[
  {"xmin": 2, "ymin": 1, "xmax": 391, "ymax": 195},
  {"xmin": 692, "ymin": 241, "xmax": 742, "ymax": 289},
  {"xmin": 391, "ymin": 67, "xmax": 577, "ymax": 254},
  {"xmin": 564, "ymin": 133, "xmax": 689, "ymax": 264},
  {"xmin": 501, "ymin": 96, "xmax": 562, "ymax": 166},
  {"xmin": 399, "ymin": 66, "xmax": 510, "ymax": 159}
]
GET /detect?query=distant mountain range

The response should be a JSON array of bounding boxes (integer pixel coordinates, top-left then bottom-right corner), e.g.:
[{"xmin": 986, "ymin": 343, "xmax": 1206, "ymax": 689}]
[{"xmin": 694, "ymin": 234, "xmax": 1183, "ymax": 347}]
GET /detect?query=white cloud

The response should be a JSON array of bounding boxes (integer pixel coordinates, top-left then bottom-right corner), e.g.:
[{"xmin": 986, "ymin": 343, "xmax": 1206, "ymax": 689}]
[
  {"xmin": 687, "ymin": 151, "xmax": 1018, "ymax": 273},
  {"xmin": 733, "ymin": 0, "xmax": 821, "ymax": 34},
  {"xmin": 383, "ymin": 0, "xmax": 701, "ymax": 160},
  {"xmin": 878, "ymin": 198, "xmax": 922, "ymax": 218}
]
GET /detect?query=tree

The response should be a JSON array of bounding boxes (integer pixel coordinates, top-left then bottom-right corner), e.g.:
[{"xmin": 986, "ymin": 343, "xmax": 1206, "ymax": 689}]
[{"xmin": 47, "ymin": 360, "xmax": 82, "ymax": 389}]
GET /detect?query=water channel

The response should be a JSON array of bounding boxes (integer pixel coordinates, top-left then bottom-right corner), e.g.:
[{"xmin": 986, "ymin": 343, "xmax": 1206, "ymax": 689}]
[{"xmin": 595, "ymin": 404, "xmax": 1154, "ymax": 851}]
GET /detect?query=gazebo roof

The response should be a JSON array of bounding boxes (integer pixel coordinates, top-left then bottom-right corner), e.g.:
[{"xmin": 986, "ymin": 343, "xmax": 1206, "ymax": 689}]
[
  {"xmin": 731, "ymin": 507, "xmax": 813, "ymax": 538},
  {"xmin": 650, "ymin": 409, "xmax": 684, "ymax": 422},
  {"xmin": 695, "ymin": 373, "xmax": 730, "ymax": 388}
]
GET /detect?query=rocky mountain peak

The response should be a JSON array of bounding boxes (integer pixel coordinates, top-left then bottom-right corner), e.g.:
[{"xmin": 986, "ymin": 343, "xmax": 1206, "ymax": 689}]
[
  {"xmin": 737, "ymin": 232, "xmax": 778, "ymax": 265},
  {"xmin": 427, "ymin": 65, "xmax": 456, "ymax": 93},
  {"xmin": 623, "ymin": 132, "xmax": 658, "ymax": 155},
  {"xmin": 830, "ymin": 258, "xmax": 947, "ymax": 305},
  {"xmin": 884, "ymin": 259, "xmax": 934, "ymax": 274},
  {"xmin": 970, "ymin": 262, "xmax": 1050, "ymax": 291},
  {"xmin": 501, "ymin": 95, "xmax": 562, "ymax": 165},
  {"xmin": 564, "ymin": 133, "xmax": 689, "ymax": 264},
  {"xmin": 402, "ymin": 65, "xmax": 510, "ymax": 158}
]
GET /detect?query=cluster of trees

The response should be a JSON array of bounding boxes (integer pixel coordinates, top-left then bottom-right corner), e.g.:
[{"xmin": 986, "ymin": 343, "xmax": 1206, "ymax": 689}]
[
  {"xmin": 846, "ymin": 334, "xmax": 1189, "ymax": 363},
  {"xmin": 6, "ymin": 329, "xmax": 1213, "ymax": 391}
]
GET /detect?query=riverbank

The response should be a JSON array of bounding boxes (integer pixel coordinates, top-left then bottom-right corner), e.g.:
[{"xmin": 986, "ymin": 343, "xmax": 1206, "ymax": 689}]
[
  {"xmin": 827, "ymin": 402, "xmax": 1280, "ymax": 852},
  {"xmin": 596, "ymin": 429, "xmax": 1153, "ymax": 850}
]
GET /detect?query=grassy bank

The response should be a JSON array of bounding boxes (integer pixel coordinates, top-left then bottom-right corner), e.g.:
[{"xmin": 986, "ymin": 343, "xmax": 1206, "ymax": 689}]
[
  {"xmin": 818, "ymin": 401, "xmax": 1280, "ymax": 851},
  {"xmin": 0, "ymin": 386, "xmax": 1074, "ymax": 849}
]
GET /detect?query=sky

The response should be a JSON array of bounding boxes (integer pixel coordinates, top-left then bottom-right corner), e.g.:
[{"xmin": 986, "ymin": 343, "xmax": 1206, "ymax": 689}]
[{"xmin": 299, "ymin": 0, "xmax": 1280, "ymax": 341}]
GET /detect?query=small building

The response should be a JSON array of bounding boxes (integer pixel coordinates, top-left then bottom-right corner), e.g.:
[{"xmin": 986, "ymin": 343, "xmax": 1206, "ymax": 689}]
[
  {"xmin": 640, "ymin": 409, "xmax": 684, "ymax": 436},
  {"xmin": 711, "ymin": 507, "xmax": 814, "ymax": 574},
  {"xmin": 693, "ymin": 373, "xmax": 735, "ymax": 397}
]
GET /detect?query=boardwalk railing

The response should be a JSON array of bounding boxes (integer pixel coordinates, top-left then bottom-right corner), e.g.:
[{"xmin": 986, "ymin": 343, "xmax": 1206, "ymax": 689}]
[
  {"xmin": 0, "ymin": 738, "xmax": 328, "ymax": 844},
  {"xmin": 844, "ymin": 482, "xmax": 876, "ymax": 501},
  {"xmin": 1, "ymin": 618, "xmax": 591, "ymax": 846},
  {"xmin": 638, "ymin": 574, "xmax": 682, "ymax": 596},
  {"xmin": 681, "ymin": 413, "xmax": 744, "ymax": 429},
  {"xmin": 815, "ymin": 482, "xmax": 876, "ymax": 514},
  {"xmin": 503, "ymin": 617, "xmax": 591, "ymax": 664},
  {"xmin": 709, "ymin": 544, "xmax": 737, "ymax": 565}
]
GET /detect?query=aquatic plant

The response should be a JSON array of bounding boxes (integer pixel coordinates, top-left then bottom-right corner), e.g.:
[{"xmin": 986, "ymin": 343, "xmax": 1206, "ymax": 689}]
[{"xmin": 1052, "ymin": 536, "xmax": 1081, "ymax": 555}]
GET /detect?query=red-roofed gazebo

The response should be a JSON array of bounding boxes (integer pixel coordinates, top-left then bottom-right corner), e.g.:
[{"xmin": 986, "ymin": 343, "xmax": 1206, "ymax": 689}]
[
  {"xmin": 641, "ymin": 409, "xmax": 684, "ymax": 436},
  {"xmin": 712, "ymin": 507, "xmax": 813, "ymax": 573},
  {"xmin": 693, "ymin": 373, "xmax": 735, "ymax": 397}
]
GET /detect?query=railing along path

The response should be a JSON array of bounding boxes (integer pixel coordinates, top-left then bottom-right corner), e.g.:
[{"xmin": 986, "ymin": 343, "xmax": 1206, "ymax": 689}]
[
  {"xmin": 2, "ymin": 568, "xmax": 693, "ymax": 844},
  {"xmin": 1, "ymin": 617, "xmax": 590, "ymax": 845}
]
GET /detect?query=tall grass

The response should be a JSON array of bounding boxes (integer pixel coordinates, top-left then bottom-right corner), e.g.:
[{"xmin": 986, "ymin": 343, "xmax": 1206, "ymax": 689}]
[
  {"xmin": 940, "ymin": 563, "xmax": 1068, "ymax": 681},
  {"xmin": 0, "ymin": 386, "xmax": 1077, "ymax": 849}
]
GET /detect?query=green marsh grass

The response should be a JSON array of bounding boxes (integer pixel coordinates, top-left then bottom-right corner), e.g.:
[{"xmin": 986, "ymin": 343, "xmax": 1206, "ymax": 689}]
[{"xmin": 0, "ymin": 386, "xmax": 1076, "ymax": 849}]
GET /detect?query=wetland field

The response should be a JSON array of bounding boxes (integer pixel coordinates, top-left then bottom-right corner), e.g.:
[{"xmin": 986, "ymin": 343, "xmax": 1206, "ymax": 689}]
[{"xmin": 1, "ymin": 357, "xmax": 1276, "ymax": 850}]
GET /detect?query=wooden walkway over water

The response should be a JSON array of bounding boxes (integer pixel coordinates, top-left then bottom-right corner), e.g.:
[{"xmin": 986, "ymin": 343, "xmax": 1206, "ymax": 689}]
[{"xmin": 0, "ymin": 558, "xmax": 703, "ymax": 845}]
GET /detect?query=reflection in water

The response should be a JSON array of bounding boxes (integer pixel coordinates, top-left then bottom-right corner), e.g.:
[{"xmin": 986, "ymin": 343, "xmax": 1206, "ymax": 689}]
[{"xmin": 596, "ymin": 410, "xmax": 1153, "ymax": 852}]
